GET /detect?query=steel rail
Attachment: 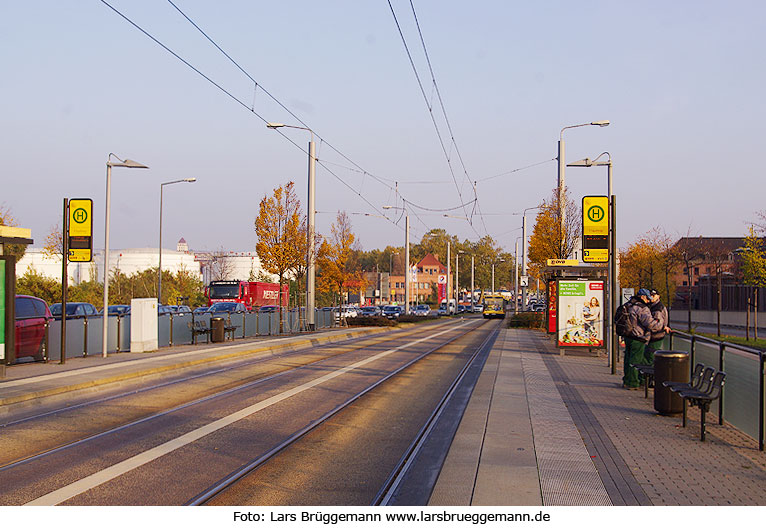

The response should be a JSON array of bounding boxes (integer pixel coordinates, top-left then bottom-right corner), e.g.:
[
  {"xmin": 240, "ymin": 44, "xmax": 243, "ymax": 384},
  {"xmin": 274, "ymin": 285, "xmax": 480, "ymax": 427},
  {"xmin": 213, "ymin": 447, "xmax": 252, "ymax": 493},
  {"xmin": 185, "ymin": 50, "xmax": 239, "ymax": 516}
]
[
  {"xmin": 371, "ymin": 324, "xmax": 500, "ymax": 505},
  {"xmin": 0, "ymin": 320, "xmax": 456, "ymax": 472},
  {"xmin": 187, "ymin": 319, "xmax": 488, "ymax": 505}
]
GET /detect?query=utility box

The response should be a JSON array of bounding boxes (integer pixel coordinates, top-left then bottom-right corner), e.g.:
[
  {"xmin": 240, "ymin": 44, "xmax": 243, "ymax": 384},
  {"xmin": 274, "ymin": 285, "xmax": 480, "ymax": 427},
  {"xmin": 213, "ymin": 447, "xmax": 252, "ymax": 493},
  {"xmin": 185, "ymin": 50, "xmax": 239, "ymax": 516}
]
[{"xmin": 131, "ymin": 298, "xmax": 158, "ymax": 353}]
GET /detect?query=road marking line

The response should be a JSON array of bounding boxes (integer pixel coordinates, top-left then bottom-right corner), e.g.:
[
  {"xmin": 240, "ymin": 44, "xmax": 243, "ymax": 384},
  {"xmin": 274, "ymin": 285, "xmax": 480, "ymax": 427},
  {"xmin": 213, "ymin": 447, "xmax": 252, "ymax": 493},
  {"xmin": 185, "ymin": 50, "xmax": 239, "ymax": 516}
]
[{"xmin": 25, "ymin": 322, "xmax": 471, "ymax": 505}]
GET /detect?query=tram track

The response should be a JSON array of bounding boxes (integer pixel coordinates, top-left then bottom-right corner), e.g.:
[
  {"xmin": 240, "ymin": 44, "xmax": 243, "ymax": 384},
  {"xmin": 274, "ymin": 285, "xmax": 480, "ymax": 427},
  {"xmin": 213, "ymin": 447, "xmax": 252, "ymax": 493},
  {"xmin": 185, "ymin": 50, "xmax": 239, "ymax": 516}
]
[
  {"xmin": 199, "ymin": 319, "xmax": 500, "ymax": 506},
  {"xmin": 0, "ymin": 320, "xmax": 456, "ymax": 469},
  {"xmin": 1, "ymin": 318, "xmax": 487, "ymax": 505}
]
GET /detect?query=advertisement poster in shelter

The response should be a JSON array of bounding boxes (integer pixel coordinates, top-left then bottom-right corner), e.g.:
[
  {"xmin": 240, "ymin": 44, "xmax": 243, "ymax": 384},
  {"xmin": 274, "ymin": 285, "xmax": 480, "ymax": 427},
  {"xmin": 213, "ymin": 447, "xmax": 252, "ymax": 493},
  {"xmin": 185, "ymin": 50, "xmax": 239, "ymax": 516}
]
[
  {"xmin": 557, "ymin": 280, "xmax": 604, "ymax": 348},
  {"xmin": 547, "ymin": 280, "xmax": 557, "ymax": 333}
]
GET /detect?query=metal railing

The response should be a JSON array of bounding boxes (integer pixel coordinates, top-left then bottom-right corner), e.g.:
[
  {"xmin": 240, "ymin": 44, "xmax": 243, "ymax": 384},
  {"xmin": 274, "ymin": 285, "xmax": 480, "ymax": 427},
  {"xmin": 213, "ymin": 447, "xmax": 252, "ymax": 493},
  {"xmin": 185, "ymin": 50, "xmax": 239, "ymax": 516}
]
[
  {"xmin": 663, "ymin": 330, "xmax": 765, "ymax": 451},
  {"xmin": 25, "ymin": 308, "xmax": 338, "ymax": 365}
]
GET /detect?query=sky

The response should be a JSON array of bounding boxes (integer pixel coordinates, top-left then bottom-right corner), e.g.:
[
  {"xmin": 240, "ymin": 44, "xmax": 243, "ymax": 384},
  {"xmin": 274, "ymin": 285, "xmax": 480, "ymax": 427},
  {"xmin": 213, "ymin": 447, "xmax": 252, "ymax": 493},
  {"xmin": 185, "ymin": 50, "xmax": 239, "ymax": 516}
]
[{"xmin": 2, "ymin": 0, "xmax": 765, "ymax": 256}]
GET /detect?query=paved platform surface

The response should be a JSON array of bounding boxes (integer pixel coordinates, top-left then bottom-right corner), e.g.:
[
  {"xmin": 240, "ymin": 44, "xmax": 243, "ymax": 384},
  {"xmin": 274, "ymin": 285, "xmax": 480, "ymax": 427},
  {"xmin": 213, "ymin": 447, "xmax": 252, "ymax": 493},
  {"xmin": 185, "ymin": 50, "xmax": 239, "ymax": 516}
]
[{"xmin": 431, "ymin": 327, "xmax": 766, "ymax": 506}]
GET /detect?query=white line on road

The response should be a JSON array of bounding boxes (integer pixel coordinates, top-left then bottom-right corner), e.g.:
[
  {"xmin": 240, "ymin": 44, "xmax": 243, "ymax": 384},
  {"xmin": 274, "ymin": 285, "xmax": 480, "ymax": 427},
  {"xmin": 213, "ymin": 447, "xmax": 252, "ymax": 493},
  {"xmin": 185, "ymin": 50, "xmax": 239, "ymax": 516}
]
[{"xmin": 25, "ymin": 321, "xmax": 471, "ymax": 506}]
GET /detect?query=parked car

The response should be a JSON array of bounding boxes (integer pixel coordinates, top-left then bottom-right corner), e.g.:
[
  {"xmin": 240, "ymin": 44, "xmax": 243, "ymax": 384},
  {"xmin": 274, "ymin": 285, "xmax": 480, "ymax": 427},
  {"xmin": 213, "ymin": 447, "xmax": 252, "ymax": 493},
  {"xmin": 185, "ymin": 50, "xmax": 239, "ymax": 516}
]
[
  {"xmin": 158, "ymin": 304, "xmax": 173, "ymax": 316},
  {"xmin": 337, "ymin": 305, "xmax": 358, "ymax": 320},
  {"xmin": 167, "ymin": 305, "xmax": 192, "ymax": 314},
  {"xmin": 258, "ymin": 305, "xmax": 278, "ymax": 313},
  {"xmin": 413, "ymin": 304, "xmax": 431, "ymax": 317},
  {"xmin": 382, "ymin": 305, "xmax": 404, "ymax": 319},
  {"xmin": 15, "ymin": 295, "xmax": 52, "ymax": 361},
  {"xmin": 49, "ymin": 302, "xmax": 98, "ymax": 319},
  {"xmin": 360, "ymin": 306, "xmax": 381, "ymax": 316},
  {"xmin": 209, "ymin": 302, "xmax": 247, "ymax": 313},
  {"xmin": 473, "ymin": 304, "xmax": 484, "ymax": 313},
  {"xmin": 103, "ymin": 304, "xmax": 131, "ymax": 316},
  {"xmin": 193, "ymin": 306, "xmax": 211, "ymax": 315}
]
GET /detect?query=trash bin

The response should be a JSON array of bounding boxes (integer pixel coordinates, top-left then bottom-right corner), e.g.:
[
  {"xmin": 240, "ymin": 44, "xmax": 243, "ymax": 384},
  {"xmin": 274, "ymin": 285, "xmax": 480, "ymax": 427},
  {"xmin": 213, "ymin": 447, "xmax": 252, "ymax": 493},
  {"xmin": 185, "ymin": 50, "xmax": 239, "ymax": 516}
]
[
  {"xmin": 654, "ymin": 350, "xmax": 690, "ymax": 415},
  {"xmin": 211, "ymin": 317, "xmax": 225, "ymax": 343}
]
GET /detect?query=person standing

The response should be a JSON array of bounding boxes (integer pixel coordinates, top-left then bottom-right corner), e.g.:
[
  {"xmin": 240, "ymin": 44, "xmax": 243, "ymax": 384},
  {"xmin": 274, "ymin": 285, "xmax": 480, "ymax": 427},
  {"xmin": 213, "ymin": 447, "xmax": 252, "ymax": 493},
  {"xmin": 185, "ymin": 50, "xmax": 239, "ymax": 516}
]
[
  {"xmin": 622, "ymin": 288, "xmax": 668, "ymax": 389},
  {"xmin": 646, "ymin": 289, "xmax": 669, "ymax": 364}
]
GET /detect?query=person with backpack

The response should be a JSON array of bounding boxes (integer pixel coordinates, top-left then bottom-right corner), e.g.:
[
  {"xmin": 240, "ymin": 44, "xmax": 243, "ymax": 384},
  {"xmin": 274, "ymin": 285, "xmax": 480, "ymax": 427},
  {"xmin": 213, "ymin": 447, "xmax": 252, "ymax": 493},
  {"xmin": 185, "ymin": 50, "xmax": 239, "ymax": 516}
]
[
  {"xmin": 646, "ymin": 289, "xmax": 669, "ymax": 364},
  {"xmin": 617, "ymin": 288, "xmax": 670, "ymax": 389}
]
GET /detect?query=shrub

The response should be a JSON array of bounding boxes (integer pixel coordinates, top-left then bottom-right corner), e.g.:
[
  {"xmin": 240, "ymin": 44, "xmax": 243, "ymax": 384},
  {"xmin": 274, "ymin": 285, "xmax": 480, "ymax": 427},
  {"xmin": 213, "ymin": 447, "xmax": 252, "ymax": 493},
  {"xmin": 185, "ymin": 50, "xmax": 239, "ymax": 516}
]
[
  {"xmin": 346, "ymin": 316, "xmax": 397, "ymax": 327},
  {"xmin": 397, "ymin": 315, "xmax": 439, "ymax": 323},
  {"xmin": 508, "ymin": 312, "xmax": 544, "ymax": 329}
]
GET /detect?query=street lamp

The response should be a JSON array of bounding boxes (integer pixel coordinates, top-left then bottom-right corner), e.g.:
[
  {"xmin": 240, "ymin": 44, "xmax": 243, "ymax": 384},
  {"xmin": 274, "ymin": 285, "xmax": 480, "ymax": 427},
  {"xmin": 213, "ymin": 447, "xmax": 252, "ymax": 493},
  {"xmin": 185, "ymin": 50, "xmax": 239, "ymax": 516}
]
[
  {"xmin": 558, "ymin": 121, "xmax": 609, "ymax": 256},
  {"xmin": 428, "ymin": 229, "xmax": 450, "ymax": 313},
  {"xmin": 266, "ymin": 122, "xmax": 316, "ymax": 330},
  {"xmin": 491, "ymin": 258, "xmax": 505, "ymax": 294},
  {"xmin": 384, "ymin": 205, "xmax": 410, "ymax": 314},
  {"xmin": 102, "ymin": 154, "xmax": 149, "ymax": 357},
  {"xmin": 521, "ymin": 206, "xmax": 542, "ymax": 310},
  {"xmin": 514, "ymin": 236, "xmax": 523, "ymax": 313},
  {"xmin": 567, "ymin": 152, "xmax": 617, "ymax": 373},
  {"xmin": 159, "ymin": 178, "xmax": 196, "ymax": 304},
  {"xmin": 456, "ymin": 250, "xmax": 466, "ymax": 305}
]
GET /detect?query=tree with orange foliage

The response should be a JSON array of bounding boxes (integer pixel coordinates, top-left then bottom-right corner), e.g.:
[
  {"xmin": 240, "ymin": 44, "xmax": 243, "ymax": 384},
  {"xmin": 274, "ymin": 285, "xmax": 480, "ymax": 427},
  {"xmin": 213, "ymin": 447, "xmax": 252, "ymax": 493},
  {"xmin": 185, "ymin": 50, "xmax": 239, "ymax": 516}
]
[
  {"xmin": 619, "ymin": 227, "xmax": 680, "ymax": 308},
  {"xmin": 255, "ymin": 182, "xmax": 304, "ymax": 328},
  {"xmin": 527, "ymin": 187, "xmax": 581, "ymax": 268},
  {"xmin": 316, "ymin": 211, "xmax": 361, "ymax": 324}
]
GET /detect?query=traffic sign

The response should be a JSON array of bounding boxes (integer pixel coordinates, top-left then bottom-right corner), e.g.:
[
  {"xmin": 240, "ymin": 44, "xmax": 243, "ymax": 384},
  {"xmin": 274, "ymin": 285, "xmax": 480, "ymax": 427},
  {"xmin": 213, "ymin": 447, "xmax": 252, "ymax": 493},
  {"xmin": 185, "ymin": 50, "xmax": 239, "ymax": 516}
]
[
  {"xmin": 582, "ymin": 196, "xmax": 609, "ymax": 263},
  {"xmin": 438, "ymin": 274, "xmax": 447, "ymax": 284},
  {"xmin": 520, "ymin": 275, "xmax": 529, "ymax": 287},
  {"xmin": 68, "ymin": 198, "xmax": 93, "ymax": 262}
]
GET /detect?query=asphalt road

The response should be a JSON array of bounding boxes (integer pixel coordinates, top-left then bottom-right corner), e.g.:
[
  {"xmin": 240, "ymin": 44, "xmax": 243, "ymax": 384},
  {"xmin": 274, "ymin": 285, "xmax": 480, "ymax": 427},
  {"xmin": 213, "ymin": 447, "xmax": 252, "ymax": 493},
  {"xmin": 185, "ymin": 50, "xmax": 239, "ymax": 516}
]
[{"xmin": 0, "ymin": 317, "xmax": 491, "ymax": 506}]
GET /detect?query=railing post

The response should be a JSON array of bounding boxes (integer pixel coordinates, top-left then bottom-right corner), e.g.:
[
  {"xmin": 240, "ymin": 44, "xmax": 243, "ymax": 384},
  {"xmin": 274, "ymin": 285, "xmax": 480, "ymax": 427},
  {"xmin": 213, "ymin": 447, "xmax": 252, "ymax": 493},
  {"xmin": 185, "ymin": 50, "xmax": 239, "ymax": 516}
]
[
  {"xmin": 83, "ymin": 315, "xmax": 89, "ymax": 357},
  {"xmin": 719, "ymin": 342, "xmax": 725, "ymax": 425},
  {"xmin": 242, "ymin": 312, "xmax": 246, "ymax": 339},
  {"xmin": 690, "ymin": 335, "xmax": 696, "ymax": 372},
  {"xmin": 116, "ymin": 314, "xmax": 121, "ymax": 353},
  {"xmin": 169, "ymin": 313, "xmax": 174, "ymax": 347},
  {"xmin": 669, "ymin": 331, "xmax": 674, "ymax": 349},
  {"xmin": 43, "ymin": 319, "xmax": 50, "ymax": 362}
]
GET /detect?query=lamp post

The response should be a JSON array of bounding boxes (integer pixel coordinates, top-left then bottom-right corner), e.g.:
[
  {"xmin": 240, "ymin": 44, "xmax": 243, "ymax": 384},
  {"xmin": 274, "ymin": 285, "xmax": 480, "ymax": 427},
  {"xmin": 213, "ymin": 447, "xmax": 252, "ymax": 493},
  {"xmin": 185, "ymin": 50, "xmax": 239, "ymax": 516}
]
[
  {"xmin": 491, "ymin": 259, "xmax": 505, "ymax": 294},
  {"xmin": 470, "ymin": 255, "xmax": 475, "ymax": 312},
  {"xmin": 428, "ymin": 229, "xmax": 450, "ymax": 314},
  {"xmin": 558, "ymin": 121, "xmax": 609, "ymax": 256},
  {"xmin": 456, "ymin": 250, "xmax": 465, "ymax": 305},
  {"xmin": 383, "ymin": 206, "xmax": 410, "ymax": 314},
  {"xmin": 102, "ymin": 154, "xmax": 149, "ymax": 357},
  {"xmin": 159, "ymin": 178, "xmax": 196, "ymax": 304},
  {"xmin": 514, "ymin": 236, "xmax": 522, "ymax": 313},
  {"xmin": 266, "ymin": 122, "xmax": 316, "ymax": 330},
  {"xmin": 521, "ymin": 206, "xmax": 542, "ymax": 310},
  {"xmin": 389, "ymin": 251, "xmax": 399, "ymax": 303},
  {"xmin": 567, "ymin": 152, "xmax": 617, "ymax": 373}
]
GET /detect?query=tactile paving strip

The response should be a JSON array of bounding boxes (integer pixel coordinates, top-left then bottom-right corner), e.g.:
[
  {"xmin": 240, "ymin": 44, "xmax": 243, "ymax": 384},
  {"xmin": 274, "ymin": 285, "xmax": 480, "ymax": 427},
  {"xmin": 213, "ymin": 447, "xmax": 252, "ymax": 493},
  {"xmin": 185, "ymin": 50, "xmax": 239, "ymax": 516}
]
[{"xmin": 522, "ymin": 351, "xmax": 612, "ymax": 506}]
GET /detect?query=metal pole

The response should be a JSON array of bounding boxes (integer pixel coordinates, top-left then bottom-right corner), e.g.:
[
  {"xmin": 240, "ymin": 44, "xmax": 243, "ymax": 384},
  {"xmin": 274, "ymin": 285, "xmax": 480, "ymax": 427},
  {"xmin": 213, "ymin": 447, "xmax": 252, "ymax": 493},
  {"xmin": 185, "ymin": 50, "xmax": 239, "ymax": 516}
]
[
  {"xmin": 522, "ymin": 214, "xmax": 528, "ymax": 310},
  {"xmin": 158, "ymin": 183, "xmax": 164, "ymax": 305},
  {"xmin": 102, "ymin": 163, "xmax": 112, "ymax": 357},
  {"xmin": 491, "ymin": 263, "xmax": 495, "ymax": 294},
  {"xmin": 558, "ymin": 138, "xmax": 566, "ymax": 256},
  {"xmin": 404, "ymin": 214, "xmax": 410, "ymax": 315},
  {"xmin": 61, "ymin": 198, "xmax": 69, "ymax": 365},
  {"xmin": 611, "ymin": 194, "xmax": 618, "ymax": 374},
  {"xmin": 446, "ymin": 241, "xmax": 451, "ymax": 313},
  {"xmin": 307, "ymin": 139, "xmax": 316, "ymax": 330},
  {"xmin": 514, "ymin": 239, "xmax": 519, "ymax": 313},
  {"xmin": 455, "ymin": 253, "xmax": 459, "ymax": 304},
  {"xmin": 471, "ymin": 255, "xmax": 475, "ymax": 312}
]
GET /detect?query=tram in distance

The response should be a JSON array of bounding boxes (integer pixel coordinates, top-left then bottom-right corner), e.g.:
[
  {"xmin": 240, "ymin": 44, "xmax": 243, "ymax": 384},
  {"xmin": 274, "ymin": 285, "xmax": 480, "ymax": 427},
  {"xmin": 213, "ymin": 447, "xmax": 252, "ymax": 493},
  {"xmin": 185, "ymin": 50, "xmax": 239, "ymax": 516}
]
[{"xmin": 482, "ymin": 295, "xmax": 506, "ymax": 319}]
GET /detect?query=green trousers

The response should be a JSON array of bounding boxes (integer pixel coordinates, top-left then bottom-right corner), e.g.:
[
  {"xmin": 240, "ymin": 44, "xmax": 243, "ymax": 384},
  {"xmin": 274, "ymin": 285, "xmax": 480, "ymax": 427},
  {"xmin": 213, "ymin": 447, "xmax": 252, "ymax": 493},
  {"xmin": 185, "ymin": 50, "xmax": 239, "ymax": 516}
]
[
  {"xmin": 646, "ymin": 338, "xmax": 664, "ymax": 364},
  {"xmin": 623, "ymin": 338, "xmax": 648, "ymax": 388}
]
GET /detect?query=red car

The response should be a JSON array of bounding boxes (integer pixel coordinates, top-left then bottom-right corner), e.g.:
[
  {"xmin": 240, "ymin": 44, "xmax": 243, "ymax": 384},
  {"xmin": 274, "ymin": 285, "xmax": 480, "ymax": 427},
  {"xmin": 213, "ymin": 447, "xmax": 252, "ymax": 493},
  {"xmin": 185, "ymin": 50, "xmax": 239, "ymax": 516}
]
[{"xmin": 15, "ymin": 295, "xmax": 52, "ymax": 362}]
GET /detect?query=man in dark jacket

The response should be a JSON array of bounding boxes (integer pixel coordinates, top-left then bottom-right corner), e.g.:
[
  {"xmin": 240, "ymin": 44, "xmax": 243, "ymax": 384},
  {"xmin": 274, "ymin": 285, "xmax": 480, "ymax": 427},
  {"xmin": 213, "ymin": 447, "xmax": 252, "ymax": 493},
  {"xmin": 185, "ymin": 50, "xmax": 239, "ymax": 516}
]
[
  {"xmin": 646, "ymin": 289, "xmax": 669, "ymax": 364},
  {"xmin": 622, "ymin": 288, "xmax": 668, "ymax": 389}
]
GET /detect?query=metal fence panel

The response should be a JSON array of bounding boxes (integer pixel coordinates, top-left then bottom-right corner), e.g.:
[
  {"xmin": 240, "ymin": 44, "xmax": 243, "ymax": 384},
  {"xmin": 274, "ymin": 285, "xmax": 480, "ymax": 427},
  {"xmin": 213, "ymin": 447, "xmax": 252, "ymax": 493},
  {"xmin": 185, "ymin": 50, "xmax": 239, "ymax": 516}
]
[
  {"xmin": 244, "ymin": 312, "xmax": 258, "ymax": 338},
  {"xmin": 172, "ymin": 313, "xmax": 193, "ymax": 346},
  {"xmin": 258, "ymin": 313, "xmax": 270, "ymax": 335},
  {"xmin": 158, "ymin": 314, "xmax": 171, "ymax": 348},
  {"xmin": 722, "ymin": 347, "xmax": 760, "ymax": 440},
  {"xmin": 47, "ymin": 319, "xmax": 61, "ymax": 361},
  {"xmin": 85, "ymin": 316, "xmax": 102, "ymax": 356},
  {"xmin": 270, "ymin": 313, "xmax": 279, "ymax": 335},
  {"xmin": 65, "ymin": 318, "xmax": 86, "ymax": 357},
  {"xmin": 119, "ymin": 315, "xmax": 130, "ymax": 352}
]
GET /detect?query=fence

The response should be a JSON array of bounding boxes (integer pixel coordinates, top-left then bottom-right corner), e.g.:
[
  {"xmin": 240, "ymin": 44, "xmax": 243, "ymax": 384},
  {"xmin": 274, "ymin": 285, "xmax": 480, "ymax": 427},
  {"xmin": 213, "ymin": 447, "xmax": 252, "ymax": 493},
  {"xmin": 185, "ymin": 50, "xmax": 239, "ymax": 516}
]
[
  {"xmin": 674, "ymin": 284, "xmax": 766, "ymax": 312},
  {"xmin": 38, "ymin": 308, "xmax": 336, "ymax": 362},
  {"xmin": 657, "ymin": 331, "xmax": 765, "ymax": 451}
]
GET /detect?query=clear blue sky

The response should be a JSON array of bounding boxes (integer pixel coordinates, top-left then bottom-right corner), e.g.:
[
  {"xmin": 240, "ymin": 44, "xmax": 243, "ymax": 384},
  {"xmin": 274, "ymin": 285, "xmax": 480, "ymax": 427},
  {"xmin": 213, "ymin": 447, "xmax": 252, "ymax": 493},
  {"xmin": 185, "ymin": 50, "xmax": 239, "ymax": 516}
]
[{"xmin": 2, "ymin": 0, "xmax": 764, "ymax": 255}]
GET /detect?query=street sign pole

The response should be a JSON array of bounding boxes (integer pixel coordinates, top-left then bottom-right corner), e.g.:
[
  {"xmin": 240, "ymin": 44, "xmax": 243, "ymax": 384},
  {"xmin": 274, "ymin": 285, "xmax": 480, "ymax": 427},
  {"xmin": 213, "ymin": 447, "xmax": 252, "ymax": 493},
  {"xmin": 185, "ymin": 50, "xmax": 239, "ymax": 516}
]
[{"xmin": 61, "ymin": 198, "xmax": 69, "ymax": 364}]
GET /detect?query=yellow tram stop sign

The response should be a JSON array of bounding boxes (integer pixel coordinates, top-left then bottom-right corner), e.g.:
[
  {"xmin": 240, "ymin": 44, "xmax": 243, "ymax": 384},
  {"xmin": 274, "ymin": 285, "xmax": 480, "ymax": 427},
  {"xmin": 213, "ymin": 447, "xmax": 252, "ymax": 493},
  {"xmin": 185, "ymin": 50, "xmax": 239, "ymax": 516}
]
[
  {"xmin": 582, "ymin": 196, "xmax": 609, "ymax": 263},
  {"xmin": 68, "ymin": 198, "xmax": 93, "ymax": 262}
]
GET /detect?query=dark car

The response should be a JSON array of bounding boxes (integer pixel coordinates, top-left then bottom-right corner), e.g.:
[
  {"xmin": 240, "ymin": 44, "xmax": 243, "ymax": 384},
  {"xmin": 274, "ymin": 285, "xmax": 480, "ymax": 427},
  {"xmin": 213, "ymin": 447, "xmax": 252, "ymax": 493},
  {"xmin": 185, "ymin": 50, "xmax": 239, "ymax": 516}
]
[
  {"xmin": 192, "ymin": 306, "xmax": 210, "ymax": 315},
  {"xmin": 166, "ymin": 305, "xmax": 192, "ymax": 314},
  {"xmin": 49, "ymin": 302, "xmax": 98, "ymax": 319},
  {"xmin": 209, "ymin": 302, "xmax": 247, "ymax": 313},
  {"xmin": 258, "ymin": 305, "xmax": 278, "ymax": 313},
  {"xmin": 103, "ymin": 304, "xmax": 131, "ymax": 316},
  {"xmin": 382, "ymin": 305, "xmax": 403, "ymax": 319},
  {"xmin": 360, "ymin": 306, "xmax": 381, "ymax": 316},
  {"xmin": 413, "ymin": 304, "xmax": 431, "ymax": 316},
  {"xmin": 15, "ymin": 295, "xmax": 52, "ymax": 361}
]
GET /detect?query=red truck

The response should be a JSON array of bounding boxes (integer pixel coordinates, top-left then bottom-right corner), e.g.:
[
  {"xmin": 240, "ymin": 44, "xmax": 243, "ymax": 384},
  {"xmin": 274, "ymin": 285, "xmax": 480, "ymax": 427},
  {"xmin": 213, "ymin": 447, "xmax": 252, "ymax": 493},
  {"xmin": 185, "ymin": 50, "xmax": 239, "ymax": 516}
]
[{"xmin": 206, "ymin": 280, "xmax": 289, "ymax": 309}]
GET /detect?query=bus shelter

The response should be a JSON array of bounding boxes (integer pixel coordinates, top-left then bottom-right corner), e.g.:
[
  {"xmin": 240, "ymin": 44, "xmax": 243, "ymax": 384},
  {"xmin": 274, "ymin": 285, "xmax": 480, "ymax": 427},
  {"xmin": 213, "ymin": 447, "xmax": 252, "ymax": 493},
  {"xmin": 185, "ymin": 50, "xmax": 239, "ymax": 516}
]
[{"xmin": 543, "ymin": 264, "xmax": 608, "ymax": 354}]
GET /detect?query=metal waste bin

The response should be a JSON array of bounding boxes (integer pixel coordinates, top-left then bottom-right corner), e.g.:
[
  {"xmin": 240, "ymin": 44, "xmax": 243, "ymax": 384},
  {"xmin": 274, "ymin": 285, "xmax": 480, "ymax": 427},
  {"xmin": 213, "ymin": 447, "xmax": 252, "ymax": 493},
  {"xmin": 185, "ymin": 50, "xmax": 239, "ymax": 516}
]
[
  {"xmin": 211, "ymin": 317, "xmax": 225, "ymax": 343},
  {"xmin": 654, "ymin": 350, "xmax": 689, "ymax": 415}
]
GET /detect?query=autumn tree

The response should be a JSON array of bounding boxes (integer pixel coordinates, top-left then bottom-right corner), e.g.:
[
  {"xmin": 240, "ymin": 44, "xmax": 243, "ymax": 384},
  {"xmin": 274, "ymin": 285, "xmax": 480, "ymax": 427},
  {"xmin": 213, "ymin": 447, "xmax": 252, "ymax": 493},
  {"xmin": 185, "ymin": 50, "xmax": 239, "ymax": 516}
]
[
  {"xmin": 741, "ymin": 225, "xmax": 766, "ymax": 339},
  {"xmin": 0, "ymin": 205, "xmax": 27, "ymax": 261},
  {"xmin": 676, "ymin": 233, "xmax": 705, "ymax": 331},
  {"xmin": 527, "ymin": 187, "xmax": 581, "ymax": 268},
  {"xmin": 255, "ymin": 181, "xmax": 303, "ymax": 329},
  {"xmin": 42, "ymin": 223, "xmax": 64, "ymax": 262},
  {"xmin": 200, "ymin": 248, "xmax": 235, "ymax": 282},
  {"xmin": 316, "ymin": 211, "xmax": 357, "ymax": 324},
  {"xmin": 619, "ymin": 227, "xmax": 680, "ymax": 310}
]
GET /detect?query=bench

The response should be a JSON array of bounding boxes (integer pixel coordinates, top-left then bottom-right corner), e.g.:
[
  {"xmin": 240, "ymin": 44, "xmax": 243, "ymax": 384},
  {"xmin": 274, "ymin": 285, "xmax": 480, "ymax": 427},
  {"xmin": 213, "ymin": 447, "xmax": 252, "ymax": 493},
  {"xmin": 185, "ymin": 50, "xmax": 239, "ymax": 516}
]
[
  {"xmin": 223, "ymin": 323, "xmax": 238, "ymax": 341},
  {"xmin": 189, "ymin": 320, "xmax": 212, "ymax": 344},
  {"xmin": 631, "ymin": 363, "xmax": 655, "ymax": 399},
  {"xmin": 668, "ymin": 368, "xmax": 726, "ymax": 442}
]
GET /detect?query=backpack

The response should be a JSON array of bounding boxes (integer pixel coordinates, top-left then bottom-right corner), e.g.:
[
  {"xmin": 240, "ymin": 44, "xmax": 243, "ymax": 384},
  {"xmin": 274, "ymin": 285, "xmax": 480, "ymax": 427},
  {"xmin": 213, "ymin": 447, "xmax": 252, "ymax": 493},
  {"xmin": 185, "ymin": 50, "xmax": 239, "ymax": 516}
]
[{"xmin": 614, "ymin": 300, "xmax": 636, "ymax": 337}]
